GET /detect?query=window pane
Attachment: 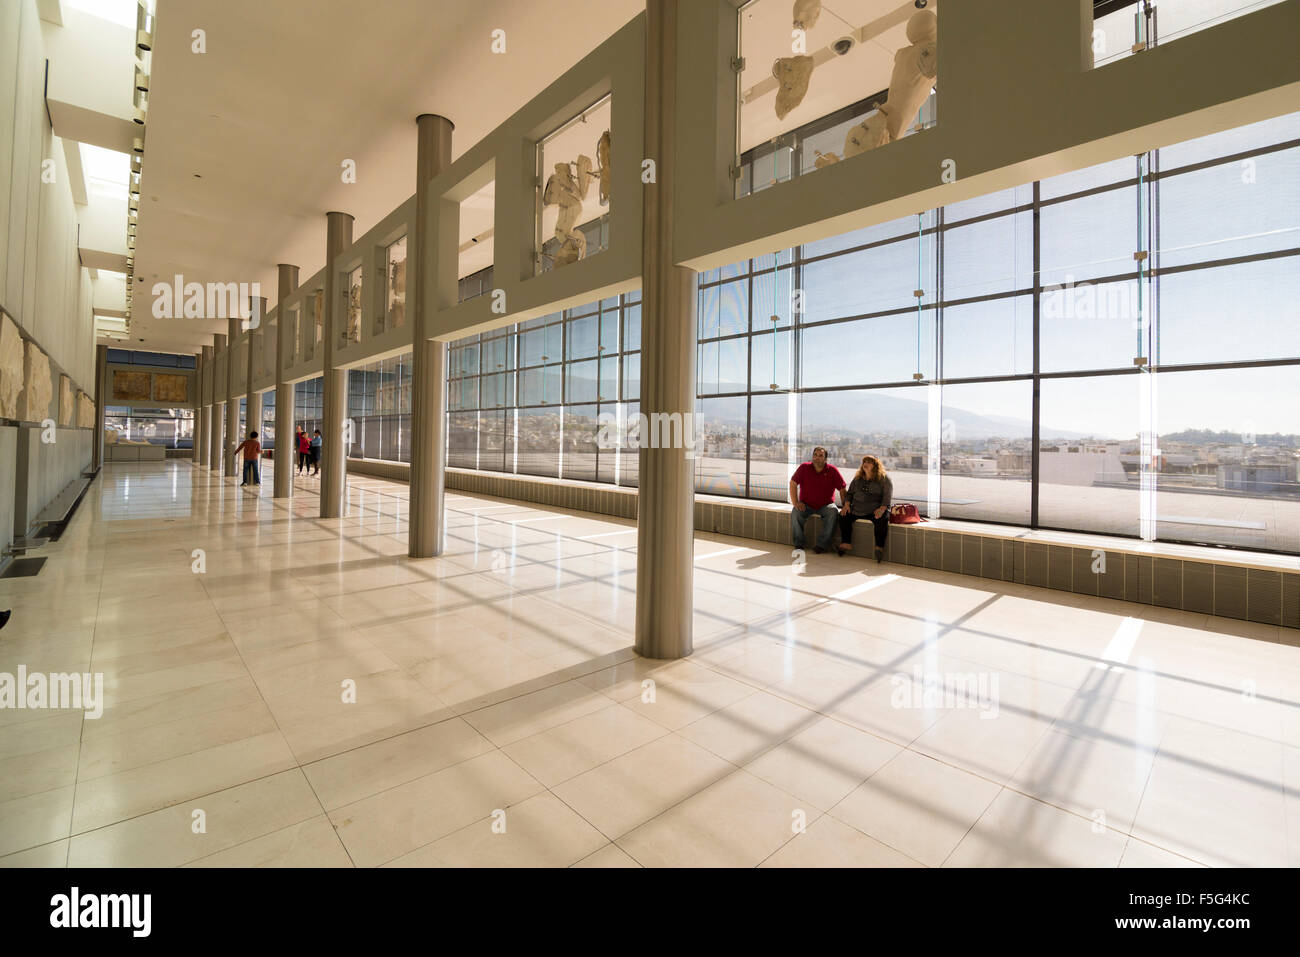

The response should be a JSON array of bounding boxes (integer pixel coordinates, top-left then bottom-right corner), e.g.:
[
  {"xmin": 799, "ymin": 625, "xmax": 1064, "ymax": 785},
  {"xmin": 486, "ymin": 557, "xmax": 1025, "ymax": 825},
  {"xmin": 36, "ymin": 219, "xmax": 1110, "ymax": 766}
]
[
  {"xmin": 517, "ymin": 408, "xmax": 560, "ymax": 477},
  {"xmin": 747, "ymin": 392, "xmax": 795, "ymax": 501},
  {"xmin": 1158, "ymin": 258, "xmax": 1300, "ymax": 365},
  {"xmin": 623, "ymin": 353, "xmax": 640, "ymax": 401},
  {"xmin": 802, "ymin": 233, "xmax": 928, "ymax": 322},
  {"xmin": 1040, "ymin": 186, "xmax": 1137, "ymax": 286},
  {"xmin": 752, "ymin": 327, "xmax": 795, "ymax": 391},
  {"xmin": 623, "ymin": 303, "xmax": 641, "ymax": 351},
  {"xmin": 566, "ymin": 359, "xmax": 599, "ymax": 404},
  {"xmin": 800, "ymin": 312, "xmax": 935, "ymax": 386},
  {"xmin": 695, "ymin": 396, "xmax": 748, "ymax": 497},
  {"xmin": 940, "ymin": 380, "xmax": 1032, "ymax": 525},
  {"xmin": 1155, "ymin": 365, "xmax": 1300, "ymax": 551},
  {"xmin": 1157, "ymin": 146, "xmax": 1300, "ymax": 268},
  {"xmin": 699, "ymin": 278, "xmax": 748, "ymax": 340},
  {"xmin": 479, "ymin": 408, "xmax": 513, "ymax": 473},
  {"xmin": 564, "ymin": 404, "xmax": 599, "ymax": 482},
  {"xmin": 1040, "ymin": 278, "xmax": 1143, "ymax": 372},
  {"xmin": 448, "ymin": 411, "xmax": 478, "ymax": 469},
  {"xmin": 943, "ymin": 212, "xmax": 1034, "ymax": 302},
  {"xmin": 567, "ymin": 314, "xmax": 599, "ymax": 359},
  {"xmin": 942, "ymin": 296, "xmax": 1032, "ymax": 379},
  {"xmin": 751, "ymin": 261, "xmax": 792, "ymax": 331},
  {"xmin": 1038, "ymin": 375, "xmax": 1141, "ymax": 536},
  {"xmin": 700, "ymin": 336, "xmax": 749, "ymax": 394}
]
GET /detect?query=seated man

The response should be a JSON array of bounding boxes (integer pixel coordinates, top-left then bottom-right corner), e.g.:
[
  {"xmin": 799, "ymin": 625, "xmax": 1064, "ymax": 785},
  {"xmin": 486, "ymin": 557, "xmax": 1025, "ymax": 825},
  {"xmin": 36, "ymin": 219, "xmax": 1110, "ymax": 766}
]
[{"xmin": 789, "ymin": 447, "xmax": 846, "ymax": 554}]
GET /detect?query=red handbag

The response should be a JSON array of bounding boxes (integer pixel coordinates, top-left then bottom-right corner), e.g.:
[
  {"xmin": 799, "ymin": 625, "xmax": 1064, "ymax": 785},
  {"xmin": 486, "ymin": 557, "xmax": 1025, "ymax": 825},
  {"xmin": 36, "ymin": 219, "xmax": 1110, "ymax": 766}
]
[{"xmin": 889, "ymin": 503, "xmax": 923, "ymax": 524}]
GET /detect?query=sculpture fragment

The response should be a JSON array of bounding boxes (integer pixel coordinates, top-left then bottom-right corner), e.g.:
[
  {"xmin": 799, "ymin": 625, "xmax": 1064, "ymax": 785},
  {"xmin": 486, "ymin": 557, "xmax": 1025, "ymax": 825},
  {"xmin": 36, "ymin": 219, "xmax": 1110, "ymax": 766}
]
[
  {"xmin": 792, "ymin": 0, "xmax": 821, "ymax": 30},
  {"xmin": 0, "ymin": 311, "xmax": 22, "ymax": 419},
  {"xmin": 77, "ymin": 391, "xmax": 95, "ymax": 428},
  {"xmin": 20, "ymin": 340, "xmax": 52, "ymax": 423},
  {"xmin": 773, "ymin": 55, "xmax": 815, "ymax": 121},
  {"xmin": 597, "ymin": 130, "xmax": 611, "ymax": 206},
  {"xmin": 543, "ymin": 155, "xmax": 594, "ymax": 267},
  {"xmin": 59, "ymin": 375, "xmax": 74, "ymax": 425},
  {"xmin": 347, "ymin": 279, "xmax": 362, "ymax": 342},
  {"xmin": 824, "ymin": 9, "xmax": 938, "ymax": 163}
]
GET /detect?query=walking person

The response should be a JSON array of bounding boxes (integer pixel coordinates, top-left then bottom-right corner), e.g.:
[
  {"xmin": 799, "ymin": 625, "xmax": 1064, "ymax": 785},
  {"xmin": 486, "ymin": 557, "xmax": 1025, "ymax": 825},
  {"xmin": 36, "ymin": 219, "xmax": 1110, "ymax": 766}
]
[
  {"xmin": 789, "ymin": 446, "xmax": 847, "ymax": 554},
  {"xmin": 310, "ymin": 429, "xmax": 322, "ymax": 476},
  {"xmin": 838, "ymin": 454, "xmax": 893, "ymax": 562},
  {"xmin": 297, "ymin": 428, "xmax": 310, "ymax": 474},
  {"xmin": 233, "ymin": 431, "xmax": 262, "ymax": 487}
]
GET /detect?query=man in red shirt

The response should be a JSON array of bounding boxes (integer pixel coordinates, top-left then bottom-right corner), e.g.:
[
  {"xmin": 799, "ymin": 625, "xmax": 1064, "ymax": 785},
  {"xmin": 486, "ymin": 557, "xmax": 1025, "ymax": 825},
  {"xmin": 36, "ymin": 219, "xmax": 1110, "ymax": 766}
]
[{"xmin": 789, "ymin": 446, "xmax": 846, "ymax": 554}]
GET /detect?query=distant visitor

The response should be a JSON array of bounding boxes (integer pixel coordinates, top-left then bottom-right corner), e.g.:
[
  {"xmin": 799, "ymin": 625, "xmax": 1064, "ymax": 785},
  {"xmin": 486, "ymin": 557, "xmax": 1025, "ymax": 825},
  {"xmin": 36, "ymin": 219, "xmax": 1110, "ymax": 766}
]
[{"xmin": 234, "ymin": 430, "xmax": 262, "ymax": 487}]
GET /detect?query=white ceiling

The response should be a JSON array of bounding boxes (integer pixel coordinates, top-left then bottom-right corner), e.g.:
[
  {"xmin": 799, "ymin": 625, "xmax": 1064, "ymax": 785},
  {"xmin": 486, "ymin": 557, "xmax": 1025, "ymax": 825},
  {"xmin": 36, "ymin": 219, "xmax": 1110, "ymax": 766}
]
[{"xmin": 125, "ymin": 0, "xmax": 643, "ymax": 352}]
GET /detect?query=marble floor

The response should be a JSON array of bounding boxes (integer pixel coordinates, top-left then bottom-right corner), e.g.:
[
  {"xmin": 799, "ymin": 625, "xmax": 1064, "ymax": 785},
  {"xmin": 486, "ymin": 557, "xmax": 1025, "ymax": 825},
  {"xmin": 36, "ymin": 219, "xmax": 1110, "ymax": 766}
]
[{"xmin": 1, "ymin": 459, "xmax": 1297, "ymax": 868}]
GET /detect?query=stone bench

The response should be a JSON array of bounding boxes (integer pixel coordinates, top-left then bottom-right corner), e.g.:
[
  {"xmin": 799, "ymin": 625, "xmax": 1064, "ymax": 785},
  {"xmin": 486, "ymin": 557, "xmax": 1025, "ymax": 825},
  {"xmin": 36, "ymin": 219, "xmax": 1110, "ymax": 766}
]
[{"xmin": 343, "ymin": 459, "xmax": 1300, "ymax": 631}]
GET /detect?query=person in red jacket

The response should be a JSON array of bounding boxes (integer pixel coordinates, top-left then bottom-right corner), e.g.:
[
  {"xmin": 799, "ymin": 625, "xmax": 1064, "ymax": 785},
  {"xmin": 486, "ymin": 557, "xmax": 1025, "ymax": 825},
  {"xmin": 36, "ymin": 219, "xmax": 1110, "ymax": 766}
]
[
  {"xmin": 297, "ymin": 428, "xmax": 311, "ymax": 474},
  {"xmin": 789, "ymin": 446, "xmax": 846, "ymax": 554}
]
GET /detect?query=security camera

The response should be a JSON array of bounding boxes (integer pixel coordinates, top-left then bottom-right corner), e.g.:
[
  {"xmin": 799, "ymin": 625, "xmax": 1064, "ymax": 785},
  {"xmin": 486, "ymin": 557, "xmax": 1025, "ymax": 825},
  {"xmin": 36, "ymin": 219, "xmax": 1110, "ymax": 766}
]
[
  {"xmin": 914, "ymin": 0, "xmax": 928, "ymax": 8},
  {"xmin": 831, "ymin": 36, "xmax": 855, "ymax": 56}
]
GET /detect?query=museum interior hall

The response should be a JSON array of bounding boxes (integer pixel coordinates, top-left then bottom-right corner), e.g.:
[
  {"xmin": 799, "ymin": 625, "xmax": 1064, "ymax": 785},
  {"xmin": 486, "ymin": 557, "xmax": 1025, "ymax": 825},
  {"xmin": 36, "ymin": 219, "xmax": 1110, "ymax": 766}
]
[{"xmin": 1, "ymin": 0, "xmax": 1299, "ymax": 871}]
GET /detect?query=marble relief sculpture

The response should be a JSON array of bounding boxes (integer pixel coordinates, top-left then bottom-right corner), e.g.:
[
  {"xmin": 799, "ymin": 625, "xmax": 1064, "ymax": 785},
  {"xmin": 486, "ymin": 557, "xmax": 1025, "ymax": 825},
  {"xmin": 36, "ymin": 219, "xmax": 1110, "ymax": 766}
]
[
  {"xmin": 834, "ymin": 8, "xmax": 937, "ymax": 161},
  {"xmin": 77, "ymin": 391, "xmax": 95, "ymax": 428},
  {"xmin": 0, "ymin": 312, "xmax": 23, "ymax": 419},
  {"xmin": 20, "ymin": 340, "xmax": 52, "ymax": 423},
  {"xmin": 389, "ymin": 257, "xmax": 406, "ymax": 327},
  {"xmin": 544, "ymin": 155, "xmax": 594, "ymax": 267},
  {"xmin": 154, "ymin": 373, "xmax": 188, "ymax": 403},
  {"xmin": 347, "ymin": 278, "xmax": 362, "ymax": 342},
  {"xmin": 312, "ymin": 290, "xmax": 324, "ymax": 353},
  {"xmin": 597, "ymin": 130, "xmax": 611, "ymax": 206},
  {"xmin": 541, "ymin": 126, "xmax": 610, "ymax": 269},
  {"xmin": 59, "ymin": 375, "xmax": 74, "ymax": 426}
]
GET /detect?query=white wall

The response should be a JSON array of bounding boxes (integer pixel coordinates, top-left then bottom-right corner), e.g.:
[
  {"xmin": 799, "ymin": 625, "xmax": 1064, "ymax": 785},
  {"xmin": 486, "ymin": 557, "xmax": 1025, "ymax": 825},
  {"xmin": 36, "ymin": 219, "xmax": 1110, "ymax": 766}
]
[
  {"xmin": 13, "ymin": 426, "xmax": 92, "ymax": 536},
  {"xmin": 2, "ymin": 0, "xmax": 98, "ymax": 394},
  {"xmin": 1, "ymin": 0, "xmax": 99, "ymax": 559}
]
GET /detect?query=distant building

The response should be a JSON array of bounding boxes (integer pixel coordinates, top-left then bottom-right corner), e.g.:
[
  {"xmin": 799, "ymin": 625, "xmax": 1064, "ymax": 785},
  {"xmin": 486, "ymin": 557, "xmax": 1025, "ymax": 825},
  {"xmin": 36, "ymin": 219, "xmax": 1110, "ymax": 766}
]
[
  {"xmin": 1218, "ymin": 463, "xmax": 1300, "ymax": 494},
  {"xmin": 997, "ymin": 451, "xmax": 1031, "ymax": 473},
  {"xmin": 1040, "ymin": 445, "xmax": 1127, "ymax": 486}
]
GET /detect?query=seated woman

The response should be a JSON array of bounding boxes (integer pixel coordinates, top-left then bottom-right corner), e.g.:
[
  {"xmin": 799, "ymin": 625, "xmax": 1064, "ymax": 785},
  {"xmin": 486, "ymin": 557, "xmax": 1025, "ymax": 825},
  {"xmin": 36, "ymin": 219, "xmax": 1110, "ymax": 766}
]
[{"xmin": 837, "ymin": 455, "xmax": 894, "ymax": 562}]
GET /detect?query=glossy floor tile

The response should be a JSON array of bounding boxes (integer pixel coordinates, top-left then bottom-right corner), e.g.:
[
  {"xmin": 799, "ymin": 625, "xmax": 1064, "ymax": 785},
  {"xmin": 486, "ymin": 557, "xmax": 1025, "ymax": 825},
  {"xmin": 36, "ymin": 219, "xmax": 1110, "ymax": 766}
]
[{"xmin": 0, "ymin": 460, "xmax": 1295, "ymax": 867}]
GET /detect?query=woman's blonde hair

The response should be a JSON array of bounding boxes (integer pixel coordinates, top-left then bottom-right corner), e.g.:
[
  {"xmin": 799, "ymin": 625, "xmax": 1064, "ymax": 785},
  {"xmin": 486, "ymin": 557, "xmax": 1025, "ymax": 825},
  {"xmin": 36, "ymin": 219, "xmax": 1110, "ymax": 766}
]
[{"xmin": 856, "ymin": 455, "xmax": 887, "ymax": 483}]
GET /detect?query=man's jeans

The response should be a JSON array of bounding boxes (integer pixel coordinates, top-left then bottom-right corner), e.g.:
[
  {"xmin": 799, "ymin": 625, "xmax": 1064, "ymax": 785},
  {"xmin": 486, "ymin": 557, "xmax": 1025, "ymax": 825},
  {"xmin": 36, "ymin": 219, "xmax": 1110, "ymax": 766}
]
[
  {"xmin": 242, "ymin": 459, "xmax": 260, "ymax": 485},
  {"xmin": 791, "ymin": 504, "xmax": 838, "ymax": 550}
]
